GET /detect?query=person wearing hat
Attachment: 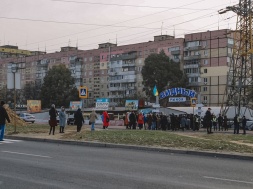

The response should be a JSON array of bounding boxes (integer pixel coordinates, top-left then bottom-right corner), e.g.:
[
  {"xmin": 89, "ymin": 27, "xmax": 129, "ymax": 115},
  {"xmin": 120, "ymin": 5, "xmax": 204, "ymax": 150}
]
[
  {"xmin": 205, "ymin": 108, "xmax": 213, "ymax": 134},
  {"xmin": 0, "ymin": 101, "xmax": 10, "ymax": 141}
]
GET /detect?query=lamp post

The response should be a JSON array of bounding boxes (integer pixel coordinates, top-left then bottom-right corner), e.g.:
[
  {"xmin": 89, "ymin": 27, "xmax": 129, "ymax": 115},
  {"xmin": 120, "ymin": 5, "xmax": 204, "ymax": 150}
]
[{"xmin": 8, "ymin": 63, "xmax": 25, "ymax": 133}]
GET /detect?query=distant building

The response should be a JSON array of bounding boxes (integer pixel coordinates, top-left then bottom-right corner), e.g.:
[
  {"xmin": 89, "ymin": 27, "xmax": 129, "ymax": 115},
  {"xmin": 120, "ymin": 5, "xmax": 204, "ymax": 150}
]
[{"xmin": 0, "ymin": 29, "xmax": 234, "ymax": 107}]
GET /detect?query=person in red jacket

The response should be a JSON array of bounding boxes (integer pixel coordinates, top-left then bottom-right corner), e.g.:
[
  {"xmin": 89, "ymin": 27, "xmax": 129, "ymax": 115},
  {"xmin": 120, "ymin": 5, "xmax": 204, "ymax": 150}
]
[
  {"xmin": 103, "ymin": 111, "xmax": 110, "ymax": 129},
  {"xmin": 137, "ymin": 112, "xmax": 144, "ymax": 130}
]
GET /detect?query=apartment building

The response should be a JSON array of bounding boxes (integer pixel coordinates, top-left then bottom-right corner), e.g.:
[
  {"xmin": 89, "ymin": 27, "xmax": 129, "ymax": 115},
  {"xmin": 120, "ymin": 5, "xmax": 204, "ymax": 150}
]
[
  {"xmin": 184, "ymin": 29, "xmax": 233, "ymax": 106},
  {"xmin": 0, "ymin": 29, "xmax": 233, "ymax": 107}
]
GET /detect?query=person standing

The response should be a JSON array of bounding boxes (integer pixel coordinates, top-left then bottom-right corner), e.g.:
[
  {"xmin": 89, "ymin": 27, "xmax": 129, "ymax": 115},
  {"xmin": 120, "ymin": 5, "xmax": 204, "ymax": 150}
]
[
  {"xmin": 223, "ymin": 115, "xmax": 228, "ymax": 131},
  {"xmin": 180, "ymin": 115, "xmax": 187, "ymax": 131},
  {"xmin": 59, "ymin": 106, "xmax": 66, "ymax": 133},
  {"xmin": 0, "ymin": 101, "xmax": 10, "ymax": 141},
  {"xmin": 233, "ymin": 115, "xmax": 239, "ymax": 134},
  {"xmin": 212, "ymin": 115, "xmax": 217, "ymax": 131},
  {"xmin": 74, "ymin": 108, "xmax": 84, "ymax": 132},
  {"xmin": 89, "ymin": 109, "xmax": 98, "ymax": 131},
  {"xmin": 242, "ymin": 116, "xmax": 247, "ymax": 135},
  {"xmin": 102, "ymin": 111, "xmax": 110, "ymax": 129},
  {"xmin": 218, "ymin": 114, "xmax": 223, "ymax": 131},
  {"xmin": 205, "ymin": 108, "xmax": 213, "ymax": 134},
  {"xmin": 49, "ymin": 104, "xmax": 58, "ymax": 135},
  {"xmin": 129, "ymin": 111, "xmax": 136, "ymax": 130},
  {"xmin": 137, "ymin": 112, "xmax": 144, "ymax": 130}
]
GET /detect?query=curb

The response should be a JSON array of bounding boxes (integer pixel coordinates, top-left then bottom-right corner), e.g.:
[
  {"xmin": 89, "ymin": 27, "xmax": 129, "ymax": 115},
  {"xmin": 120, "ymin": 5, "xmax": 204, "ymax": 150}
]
[{"xmin": 5, "ymin": 135, "xmax": 253, "ymax": 161}]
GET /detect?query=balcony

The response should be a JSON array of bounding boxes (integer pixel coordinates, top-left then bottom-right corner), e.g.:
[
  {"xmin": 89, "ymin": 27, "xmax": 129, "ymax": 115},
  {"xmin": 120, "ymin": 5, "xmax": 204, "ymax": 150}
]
[
  {"xmin": 109, "ymin": 78, "xmax": 136, "ymax": 83},
  {"xmin": 171, "ymin": 50, "xmax": 181, "ymax": 55},
  {"xmin": 187, "ymin": 82, "xmax": 201, "ymax": 87},
  {"xmin": 69, "ymin": 57, "xmax": 83, "ymax": 64},
  {"xmin": 184, "ymin": 46, "xmax": 202, "ymax": 51},
  {"xmin": 117, "ymin": 71, "xmax": 136, "ymax": 75},
  {"xmin": 122, "ymin": 63, "xmax": 135, "ymax": 67},
  {"xmin": 183, "ymin": 64, "xmax": 200, "ymax": 69},
  {"xmin": 110, "ymin": 54, "xmax": 137, "ymax": 61},
  {"xmin": 186, "ymin": 73, "xmax": 201, "ymax": 77},
  {"xmin": 184, "ymin": 55, "xmax": 201, "ymax": 61}
]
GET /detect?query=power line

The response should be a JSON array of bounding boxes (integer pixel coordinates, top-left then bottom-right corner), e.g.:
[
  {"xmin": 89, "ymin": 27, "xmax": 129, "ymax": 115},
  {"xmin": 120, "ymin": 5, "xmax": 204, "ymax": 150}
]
[
  {"xmin": 51, "ymin": 0, "xmax": 215, "ymax": 10},
  {"xmin": 18, "ymin": 0, "xmax": 206, "ymax": 47}
]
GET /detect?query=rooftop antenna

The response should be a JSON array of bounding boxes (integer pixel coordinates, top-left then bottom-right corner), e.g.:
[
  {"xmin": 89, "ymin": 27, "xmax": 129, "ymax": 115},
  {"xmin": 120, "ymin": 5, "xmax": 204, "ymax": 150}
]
[
  {"xmin": 161, "ymin": 22, "xmax": 163, "ymax": 35},
  {"xmin": 116, "ymin": 34, "xmax": 117, "ymax": 45},
  {"xmin": 76, "ymin": 37, "xmax": 78, "ymax": 48},
  {"xmin": 173, "ymin": 26, "xmax": 175, "ymax": 37},
  {"xmin": 45, "ymin": 44, "xmax": 47, "ymax": 53}
]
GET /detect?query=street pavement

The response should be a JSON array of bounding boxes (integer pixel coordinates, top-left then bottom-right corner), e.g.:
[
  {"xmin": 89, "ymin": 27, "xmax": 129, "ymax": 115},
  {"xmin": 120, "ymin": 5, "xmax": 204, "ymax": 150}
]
[{"xmin": 0, "ymin": 140, "xmax": 253, "ymax": 189}]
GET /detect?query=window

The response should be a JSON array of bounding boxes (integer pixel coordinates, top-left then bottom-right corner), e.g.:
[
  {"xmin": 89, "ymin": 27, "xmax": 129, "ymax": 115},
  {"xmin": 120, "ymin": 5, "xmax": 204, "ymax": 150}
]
[
  {"xmin": 102, "ymin": 55, "xmax": 104, "ymax": 59},
  {"xmin": 89, "ymin": 57, "xmax": 93, "ymax": 61},
  {"xmin": 204, "ymin": 60, "xmax": 208, "ymax": 65},
  {"xmin": 169, "ymin": 46, "xmax": 180, "ymax": 52},
  {"xmin": 101, "ymin": 63, "xmax": 104, "ymax": 67},
  {"xmin": 228, "ymin": 38, "xmax": 234, "ymax": 45},
  {"xmin": 186, "ymin": 41, "xmax": 200, "ymax": 47},
  {"xmin": 204, "ymin": 69, "xmax": 207, "ymax": 73},
  {"xmin": 84, "ymin": 58, "xmax": 87, "ymax": 62},
  {"xmin": 204, "ymin": 50, "xmax": 208, "ymax": 56},
  {"xmin": 204, "ymin": 96, "xmax": 207, "ymax": 100},
  {"xmin": 203, "ymin": 87, "xmax": 207, "ymax": 91},
  {"xmin": 174, "ymin": 55, "xmax": 179, "ymax": 60},
  {"xmin": 202, "ymin": 41, "xmax": 207, "ymax": 47},
  {"xmin": 203, "ymin": 78, "xmax": 208, "ymax": 82}
]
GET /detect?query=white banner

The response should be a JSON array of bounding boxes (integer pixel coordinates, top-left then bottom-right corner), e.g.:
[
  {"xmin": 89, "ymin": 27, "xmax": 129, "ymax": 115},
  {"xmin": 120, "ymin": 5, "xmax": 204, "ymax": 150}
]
[{"xmin": 95, "ymin": 102, "xmax": 109, "ymax": 110}]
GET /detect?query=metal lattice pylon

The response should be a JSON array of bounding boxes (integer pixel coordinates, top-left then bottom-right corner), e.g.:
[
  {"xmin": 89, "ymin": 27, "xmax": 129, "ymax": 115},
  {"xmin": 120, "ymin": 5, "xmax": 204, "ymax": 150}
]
[{"xmin": 219, "ymin": 0, "xmax": 253, "ymax": 116}]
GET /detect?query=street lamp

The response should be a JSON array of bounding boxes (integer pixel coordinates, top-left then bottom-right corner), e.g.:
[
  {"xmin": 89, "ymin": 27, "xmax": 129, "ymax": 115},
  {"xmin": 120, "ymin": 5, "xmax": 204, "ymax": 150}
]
[{"xmin": 7, "ymin": 63, "xmax": 25, "ymax": 133}]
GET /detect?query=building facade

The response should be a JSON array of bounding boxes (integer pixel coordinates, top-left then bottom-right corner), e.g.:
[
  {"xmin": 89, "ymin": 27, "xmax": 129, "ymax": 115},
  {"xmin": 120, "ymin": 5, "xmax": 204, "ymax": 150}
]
[{"xmin": 0, "ymin": 29, "xmax": 233, "ymax": 107}]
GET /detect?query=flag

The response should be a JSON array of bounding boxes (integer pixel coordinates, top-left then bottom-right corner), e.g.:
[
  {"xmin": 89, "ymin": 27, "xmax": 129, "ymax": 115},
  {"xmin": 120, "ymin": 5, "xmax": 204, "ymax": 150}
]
[{"xmin": 153, "ymin": 85, "xmax": 158, "ymax": 96}]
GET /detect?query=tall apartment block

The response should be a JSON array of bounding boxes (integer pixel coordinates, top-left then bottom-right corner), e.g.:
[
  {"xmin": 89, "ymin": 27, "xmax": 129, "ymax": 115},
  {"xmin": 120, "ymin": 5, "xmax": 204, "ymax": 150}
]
[
  {"xmin": 0, "ymin": 29, "xmax": 233, "ymax": 107},
  {"xmin": 184, "ymin": 29, "xmax": 233, "ymax": 106}
]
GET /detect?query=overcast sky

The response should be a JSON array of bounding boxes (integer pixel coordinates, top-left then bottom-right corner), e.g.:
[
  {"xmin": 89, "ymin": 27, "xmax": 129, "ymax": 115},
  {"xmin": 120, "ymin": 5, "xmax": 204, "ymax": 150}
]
[{"xmin": 0, "ymin": 0, "xmax": 237, "ymax": 53}]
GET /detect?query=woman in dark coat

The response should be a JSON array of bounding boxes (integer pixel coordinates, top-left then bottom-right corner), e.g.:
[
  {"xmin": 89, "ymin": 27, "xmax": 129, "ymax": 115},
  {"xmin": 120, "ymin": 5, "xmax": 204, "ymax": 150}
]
[
  {"xmin": 49, "ymin": 104, "xmax": 58, "ymax": 135},
  {"xmin": 74, "ymin": 108, "xmax": 84, "ymax": 132}
]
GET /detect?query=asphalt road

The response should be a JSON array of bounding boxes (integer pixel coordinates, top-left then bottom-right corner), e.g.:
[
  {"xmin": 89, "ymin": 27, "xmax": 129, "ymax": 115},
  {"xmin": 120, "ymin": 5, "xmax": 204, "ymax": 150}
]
[{"xmin": 0, "ymin": 140, "xmax": 253, "ymax": 189}]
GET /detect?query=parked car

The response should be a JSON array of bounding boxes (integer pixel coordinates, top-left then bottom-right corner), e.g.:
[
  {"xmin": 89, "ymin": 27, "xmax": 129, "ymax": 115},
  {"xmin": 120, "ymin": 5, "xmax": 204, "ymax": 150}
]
[{"xmin": 19, "ymin": 113, "xmax": 35, "ymax": 123}]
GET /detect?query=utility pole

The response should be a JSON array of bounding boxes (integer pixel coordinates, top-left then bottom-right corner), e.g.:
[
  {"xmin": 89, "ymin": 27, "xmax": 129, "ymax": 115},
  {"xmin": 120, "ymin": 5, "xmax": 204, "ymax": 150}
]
[{"xmin": 219, "ymin": 0, "xmax": 253, "ymax": 116}]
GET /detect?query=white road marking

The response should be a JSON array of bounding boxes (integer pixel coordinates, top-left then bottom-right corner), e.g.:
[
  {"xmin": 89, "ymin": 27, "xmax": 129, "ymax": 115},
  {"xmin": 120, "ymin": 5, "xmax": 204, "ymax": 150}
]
[
  {"xmin": 204, "ymin": 176, "xmax": 253, "ymax": 185},
  {"xmin": 2, "ymin": 151, "xmax": 52, "ymax": 159},
  {"xmin": 0, "ymin": 139, "xmax": 22, "ymax": 144}
]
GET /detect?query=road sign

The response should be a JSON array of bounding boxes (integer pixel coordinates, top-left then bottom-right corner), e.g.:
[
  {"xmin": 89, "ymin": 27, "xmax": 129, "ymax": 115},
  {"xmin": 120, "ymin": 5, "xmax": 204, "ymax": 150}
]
[
  {"xmin": 191, "ymin": 98, "xmax": 197, "ymax": 107},
  {"xmin": 95, "ymin": 98, "xmax": 109, "ymax": 110},
  {"xmin": 169, "ymin": 97, "xmax": 186, "ymax": 102},
  {"xmin": 79, "ymin": 86, "xmax": 88, "ymax": 98}
]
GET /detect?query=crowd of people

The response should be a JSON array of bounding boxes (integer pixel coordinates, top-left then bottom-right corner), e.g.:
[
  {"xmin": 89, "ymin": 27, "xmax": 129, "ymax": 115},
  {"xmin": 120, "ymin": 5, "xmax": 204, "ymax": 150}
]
[
  {"xmin": 124, "ymin": 111, "xmax": 202, "ymax": 131},
  {"xmin": 123, "ymin": 108, "xmax": 248, "ymax": 134}
]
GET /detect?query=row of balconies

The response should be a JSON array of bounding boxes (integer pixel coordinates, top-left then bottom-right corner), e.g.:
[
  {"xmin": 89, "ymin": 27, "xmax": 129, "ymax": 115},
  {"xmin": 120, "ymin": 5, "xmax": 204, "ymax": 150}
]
[
  {"xmin": 110, "ymin": 54, "xmax": 137, "ymax": 61},
  {"xmin": 108, "ymin": 70, "xmax": 136, "ymax": 76},
  {"xmin": 109, "ymin": 78, "xmax": 136, "ymax": 83},
  {"xmin": 109, "ymin": 86, "xmax": 135, "ymax": 91}
]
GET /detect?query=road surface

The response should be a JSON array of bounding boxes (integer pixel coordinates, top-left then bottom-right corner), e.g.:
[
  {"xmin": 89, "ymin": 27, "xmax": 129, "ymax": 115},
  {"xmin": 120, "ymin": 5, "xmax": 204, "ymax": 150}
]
[{"xmin": 0, "ymin": 140, "xmax": 253, "ymax": 189}]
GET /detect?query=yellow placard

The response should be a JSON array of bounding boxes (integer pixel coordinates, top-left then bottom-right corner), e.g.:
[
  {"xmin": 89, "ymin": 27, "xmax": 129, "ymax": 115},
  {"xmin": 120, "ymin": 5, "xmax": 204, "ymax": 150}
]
[
  {"xmin": 27, "ymin": 100, "xmax": 41, "ymax": 113},
  {"xmin": 79, "ymin": 86, "xmax": 88, "ymax": 99}
]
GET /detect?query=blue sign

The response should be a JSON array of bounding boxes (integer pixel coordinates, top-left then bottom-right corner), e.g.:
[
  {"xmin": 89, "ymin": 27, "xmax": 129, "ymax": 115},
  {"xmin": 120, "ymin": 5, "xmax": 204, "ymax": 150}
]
[
  {"xmin": 160, "ymin": 88, "xmax": 196, "ymax": 99},
  {"xmin": 79, "ymin": 86, "xmax": 88, "ymax": 98},
  {"xmin": 96, "ymin": 98, "xmax": 109, "ymax": 103},
  {"xmin": 169, "ymin": 97, "xmax": 186, "ymax": 102}
]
